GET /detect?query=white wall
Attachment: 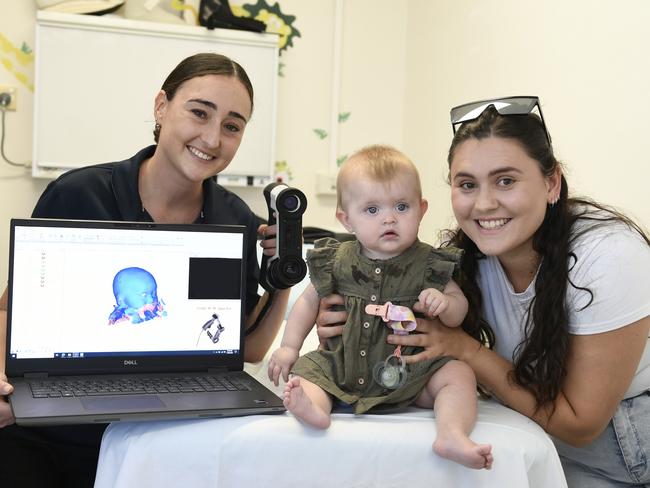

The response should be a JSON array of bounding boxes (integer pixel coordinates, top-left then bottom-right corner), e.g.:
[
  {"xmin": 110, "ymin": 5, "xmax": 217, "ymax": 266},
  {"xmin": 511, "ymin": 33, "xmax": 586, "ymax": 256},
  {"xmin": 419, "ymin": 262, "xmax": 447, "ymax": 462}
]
[
  {"xmin": 1, "ymin": 0, "xmax": 649, "ymax": 285},
  {"xmin": 235, "ymin": 0, "xmax": 408, "ymax": 229},
  {"xmin": 0, "ymin": 0, "xmax": 49, "ymax": 286},
  {"xmin": 404, "ymin": 0, "xmax": 650, "ymax": 245}
]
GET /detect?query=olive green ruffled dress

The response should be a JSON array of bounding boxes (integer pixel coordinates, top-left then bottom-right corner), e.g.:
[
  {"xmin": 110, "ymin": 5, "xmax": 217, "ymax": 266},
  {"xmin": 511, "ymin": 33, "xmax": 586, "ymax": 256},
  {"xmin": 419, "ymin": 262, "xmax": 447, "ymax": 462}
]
[{"xmin": 291, "ymin": 237, "xmax": 463, "ymax": 413}]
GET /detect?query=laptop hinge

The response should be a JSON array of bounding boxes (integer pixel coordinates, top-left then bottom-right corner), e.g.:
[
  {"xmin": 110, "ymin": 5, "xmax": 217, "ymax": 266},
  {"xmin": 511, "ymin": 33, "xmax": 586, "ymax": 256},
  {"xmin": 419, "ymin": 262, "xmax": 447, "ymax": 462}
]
[
  {"xmin": 207, "ymin": 367, "xmax": 228, "ymax": 374},
  {"xmin": 24, "ymin": 372, "xmax": 49, "ymax": 379}
]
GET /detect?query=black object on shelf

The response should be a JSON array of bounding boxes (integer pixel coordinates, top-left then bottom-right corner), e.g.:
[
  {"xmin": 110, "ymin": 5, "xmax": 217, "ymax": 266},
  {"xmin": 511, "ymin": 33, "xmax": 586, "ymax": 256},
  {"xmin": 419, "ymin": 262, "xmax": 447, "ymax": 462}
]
[{"xmin": 199, "ymin": 0, "xmax": 266, "ymax": 33}]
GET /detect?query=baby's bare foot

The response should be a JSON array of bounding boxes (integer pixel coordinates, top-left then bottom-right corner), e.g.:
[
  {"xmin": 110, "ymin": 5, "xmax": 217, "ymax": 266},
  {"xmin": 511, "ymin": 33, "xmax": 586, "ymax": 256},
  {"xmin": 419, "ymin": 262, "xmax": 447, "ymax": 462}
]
[
  {"xmin": 284, "ymin": 377, "xmax": 330, "ymax": 429},
  {"xmin": 433, "ymin": 434, "xmax": 493, "ymax": 470}
]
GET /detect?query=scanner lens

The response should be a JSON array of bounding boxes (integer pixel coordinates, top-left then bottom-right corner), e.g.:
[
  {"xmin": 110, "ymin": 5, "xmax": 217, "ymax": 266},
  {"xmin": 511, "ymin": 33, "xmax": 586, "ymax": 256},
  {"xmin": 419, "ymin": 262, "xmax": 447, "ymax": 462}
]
[{"xmin": 282, "ymin": 194, "xmax": 300, "ymax": 212}]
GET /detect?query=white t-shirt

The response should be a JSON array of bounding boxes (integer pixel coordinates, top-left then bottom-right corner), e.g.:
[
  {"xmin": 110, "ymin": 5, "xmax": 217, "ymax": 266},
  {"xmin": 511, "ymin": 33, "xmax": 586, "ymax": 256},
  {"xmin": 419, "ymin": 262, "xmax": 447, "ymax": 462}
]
[{"xmin": 477, "ymin": 219, "xmax": 650, "ymax": 398}]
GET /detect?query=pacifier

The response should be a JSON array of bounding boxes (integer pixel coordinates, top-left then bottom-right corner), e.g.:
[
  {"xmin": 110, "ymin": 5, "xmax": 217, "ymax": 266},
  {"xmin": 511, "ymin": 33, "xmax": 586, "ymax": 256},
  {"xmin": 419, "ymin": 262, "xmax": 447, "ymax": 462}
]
[{"xmin": 373, "ymin": 354, "xmax": 407, "ymax": 390}]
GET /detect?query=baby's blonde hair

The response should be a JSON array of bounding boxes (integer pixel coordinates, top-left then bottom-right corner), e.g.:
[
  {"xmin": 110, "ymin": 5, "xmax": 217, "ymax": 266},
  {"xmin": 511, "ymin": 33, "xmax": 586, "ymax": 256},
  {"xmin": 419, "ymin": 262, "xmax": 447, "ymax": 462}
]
[{"xmin": 336, "ymin": 145, "xmax": 422, "ymax": 210}]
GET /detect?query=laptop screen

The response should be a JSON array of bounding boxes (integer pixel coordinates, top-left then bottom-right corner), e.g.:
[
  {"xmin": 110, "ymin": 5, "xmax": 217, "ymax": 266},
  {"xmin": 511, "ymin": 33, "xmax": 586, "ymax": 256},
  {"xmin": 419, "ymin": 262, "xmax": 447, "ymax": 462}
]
[{"xmin": 7, "ymin": 219, "xmax": 247, "ymax": 374}]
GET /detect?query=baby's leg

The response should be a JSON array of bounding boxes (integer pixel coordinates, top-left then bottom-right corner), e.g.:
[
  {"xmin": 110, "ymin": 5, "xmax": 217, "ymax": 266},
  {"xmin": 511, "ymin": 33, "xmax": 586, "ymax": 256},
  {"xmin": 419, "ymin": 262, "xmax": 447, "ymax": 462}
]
[
  {"xmin": 284, "ymin": 376, "xmax": 333, "ymax": 429},
  {"xmin": 415, "ymin": 360, "xmax": 493, "ymax": 470}
]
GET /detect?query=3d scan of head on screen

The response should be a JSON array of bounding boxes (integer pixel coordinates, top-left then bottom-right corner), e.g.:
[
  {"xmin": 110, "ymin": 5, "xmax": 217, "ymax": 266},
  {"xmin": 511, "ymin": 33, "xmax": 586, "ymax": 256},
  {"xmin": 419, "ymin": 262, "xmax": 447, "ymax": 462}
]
[{"xmin": 108, "ymin": 267, "xmax": 166, "ymax": 325}]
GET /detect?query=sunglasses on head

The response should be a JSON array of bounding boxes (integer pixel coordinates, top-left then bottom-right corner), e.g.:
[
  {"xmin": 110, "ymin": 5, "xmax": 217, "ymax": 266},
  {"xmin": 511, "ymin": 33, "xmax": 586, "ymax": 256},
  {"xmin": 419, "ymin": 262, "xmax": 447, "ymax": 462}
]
[{"xmin": 450, "ymin": 96, "xmax": 551, "ymax": 146}]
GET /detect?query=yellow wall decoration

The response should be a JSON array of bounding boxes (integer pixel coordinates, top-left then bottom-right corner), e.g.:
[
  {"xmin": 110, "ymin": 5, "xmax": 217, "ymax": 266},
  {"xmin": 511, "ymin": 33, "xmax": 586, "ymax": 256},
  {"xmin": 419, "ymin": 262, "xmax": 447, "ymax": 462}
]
[
  {"xmin": 0, "ymin": 33, "xmax": 34, "ymax": 91},
  {"xmin": 237, "ymin": 1, "xmax": 301, "ymax": 53}
]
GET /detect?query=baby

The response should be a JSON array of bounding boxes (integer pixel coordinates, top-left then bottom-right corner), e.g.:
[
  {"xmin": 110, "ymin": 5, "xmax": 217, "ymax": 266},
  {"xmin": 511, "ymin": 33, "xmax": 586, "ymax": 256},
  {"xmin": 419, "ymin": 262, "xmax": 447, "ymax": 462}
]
[{"xmin": 268, "ymin": 145, "xmax": 492, "ymax": 469}]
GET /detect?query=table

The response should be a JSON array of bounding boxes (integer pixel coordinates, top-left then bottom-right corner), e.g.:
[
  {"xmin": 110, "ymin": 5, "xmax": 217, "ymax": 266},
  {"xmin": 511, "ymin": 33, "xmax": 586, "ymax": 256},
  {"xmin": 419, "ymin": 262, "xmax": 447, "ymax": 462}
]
[{"xmin": 95, "ymin": 397, "xmax": 567, "ymax": 488}]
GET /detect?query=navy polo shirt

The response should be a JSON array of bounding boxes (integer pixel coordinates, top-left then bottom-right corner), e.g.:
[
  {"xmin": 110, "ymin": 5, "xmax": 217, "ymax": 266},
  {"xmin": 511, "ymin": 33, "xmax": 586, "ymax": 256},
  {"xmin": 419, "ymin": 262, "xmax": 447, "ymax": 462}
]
[{"xmin": 32, "ymin": 145, "xmax": 261, "ymax": 314}]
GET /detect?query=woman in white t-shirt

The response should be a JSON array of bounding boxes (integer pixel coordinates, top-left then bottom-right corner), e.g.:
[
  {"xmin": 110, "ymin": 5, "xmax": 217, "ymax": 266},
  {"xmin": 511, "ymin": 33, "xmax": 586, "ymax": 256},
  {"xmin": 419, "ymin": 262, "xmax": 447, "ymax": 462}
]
[{"xmin": 317, "ymin": 97, "xmax": 650, "ymax": 486}]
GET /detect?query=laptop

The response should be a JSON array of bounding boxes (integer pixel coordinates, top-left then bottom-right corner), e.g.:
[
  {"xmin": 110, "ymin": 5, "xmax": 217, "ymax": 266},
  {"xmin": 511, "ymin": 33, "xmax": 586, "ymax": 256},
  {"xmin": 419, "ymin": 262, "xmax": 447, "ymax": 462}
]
[{"xmin": 5, "ymin": 218, "xmax": 285, "ymax": 425}]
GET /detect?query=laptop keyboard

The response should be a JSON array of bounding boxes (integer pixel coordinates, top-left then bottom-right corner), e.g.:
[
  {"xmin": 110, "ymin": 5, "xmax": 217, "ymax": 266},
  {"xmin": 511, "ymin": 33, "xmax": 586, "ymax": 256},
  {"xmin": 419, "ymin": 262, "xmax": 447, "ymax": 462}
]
[{"xmin": 28, "ymin": 375, "xmax": 251, "ymax": 398}]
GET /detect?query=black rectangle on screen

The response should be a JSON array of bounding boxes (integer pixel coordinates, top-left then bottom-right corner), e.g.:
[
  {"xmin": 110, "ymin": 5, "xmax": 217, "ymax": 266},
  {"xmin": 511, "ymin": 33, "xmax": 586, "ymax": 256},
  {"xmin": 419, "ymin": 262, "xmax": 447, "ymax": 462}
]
[{"xmin": 188, "ymin": 258, "xmax": 242, "ymax": 300}]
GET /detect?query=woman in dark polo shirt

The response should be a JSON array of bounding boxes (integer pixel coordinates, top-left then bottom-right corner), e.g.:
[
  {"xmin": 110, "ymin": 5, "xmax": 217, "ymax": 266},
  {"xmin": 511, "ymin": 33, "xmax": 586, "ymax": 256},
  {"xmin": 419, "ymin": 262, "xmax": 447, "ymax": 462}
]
[{"xmin": 0, "ymin": 52, "xmax": 289, "ymax": 488}]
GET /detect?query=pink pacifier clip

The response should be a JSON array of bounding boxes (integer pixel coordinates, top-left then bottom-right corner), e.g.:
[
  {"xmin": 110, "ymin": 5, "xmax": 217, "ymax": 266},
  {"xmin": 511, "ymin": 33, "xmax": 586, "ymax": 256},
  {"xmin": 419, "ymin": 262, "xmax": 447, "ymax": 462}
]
[{"xmin": 365, "ymin": 301, "xmax": 416, "ymax": 358}]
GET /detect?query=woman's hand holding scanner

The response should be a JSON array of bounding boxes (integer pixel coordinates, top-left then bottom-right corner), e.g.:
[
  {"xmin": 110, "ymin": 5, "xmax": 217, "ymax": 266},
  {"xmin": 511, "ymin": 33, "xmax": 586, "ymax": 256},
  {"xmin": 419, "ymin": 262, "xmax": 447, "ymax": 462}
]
[
  {"xmin": 258, "ymin": 223, "xmax": 277, "ymax": 256},
  {"xmin": 0, "ymin": 373, "xmax": 15, "ymax": 428},
  {"xmin": 268, "ymin": 346, "xmax": 299, "ymax": 386}
]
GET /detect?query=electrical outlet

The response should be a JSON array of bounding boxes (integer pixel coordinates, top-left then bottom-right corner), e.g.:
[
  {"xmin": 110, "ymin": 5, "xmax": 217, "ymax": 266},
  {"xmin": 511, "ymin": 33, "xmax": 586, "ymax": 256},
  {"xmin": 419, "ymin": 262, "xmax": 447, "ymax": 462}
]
[{"xmin": 0, "ymin": 85, "xmax": 17, "ymax": 111}]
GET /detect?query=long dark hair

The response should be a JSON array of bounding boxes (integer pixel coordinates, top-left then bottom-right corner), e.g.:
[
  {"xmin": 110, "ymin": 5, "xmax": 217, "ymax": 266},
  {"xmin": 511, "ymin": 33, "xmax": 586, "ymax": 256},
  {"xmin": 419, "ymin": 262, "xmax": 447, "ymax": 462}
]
[
  {"xmin": 444, "ymin": 105, "xmax": 650, "ymax": 409},
  {"xmin": 153, "ymin": 53, "xmax": 254, "ymax": 142}
]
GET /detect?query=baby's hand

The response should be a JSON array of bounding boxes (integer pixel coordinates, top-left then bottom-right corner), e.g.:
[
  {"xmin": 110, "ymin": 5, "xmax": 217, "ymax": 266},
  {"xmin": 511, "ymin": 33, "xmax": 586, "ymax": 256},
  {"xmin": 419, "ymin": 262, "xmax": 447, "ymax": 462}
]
[
  {"xmin": 418, "ymin": 288, "xmax": 449, "ymax": 318},
  {"xmin": 267, "ymin": 346, "xmax": 299, "ymax": 386}
]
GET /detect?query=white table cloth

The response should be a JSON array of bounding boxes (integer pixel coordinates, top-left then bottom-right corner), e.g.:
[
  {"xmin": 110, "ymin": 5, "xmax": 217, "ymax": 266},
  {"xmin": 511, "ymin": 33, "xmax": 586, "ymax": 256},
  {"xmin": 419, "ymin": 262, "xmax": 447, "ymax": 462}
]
[{"xmin": 95, "ymin": 397, "xmax": 567, "ymax": 488}]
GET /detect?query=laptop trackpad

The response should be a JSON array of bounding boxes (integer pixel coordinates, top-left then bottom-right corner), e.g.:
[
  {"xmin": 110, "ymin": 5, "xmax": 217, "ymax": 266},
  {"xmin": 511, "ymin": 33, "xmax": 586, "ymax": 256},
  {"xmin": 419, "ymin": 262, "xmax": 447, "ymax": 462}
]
[{"xmin": 81, "ymin": 395, "xmax": 165, "ymax": 411}]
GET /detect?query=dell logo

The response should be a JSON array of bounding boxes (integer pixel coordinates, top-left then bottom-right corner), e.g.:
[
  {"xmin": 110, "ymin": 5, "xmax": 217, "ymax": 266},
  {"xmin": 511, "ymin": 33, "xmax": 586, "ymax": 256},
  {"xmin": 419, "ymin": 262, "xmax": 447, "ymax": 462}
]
[{"xmin": 124, "ymin": 360, "xmax": 138, "ymax": 366}]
